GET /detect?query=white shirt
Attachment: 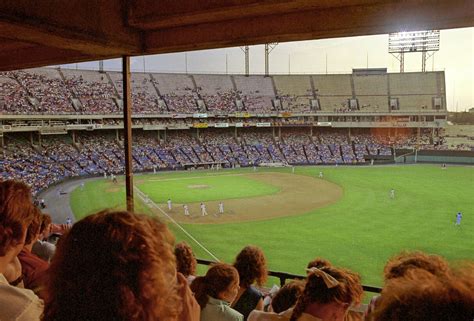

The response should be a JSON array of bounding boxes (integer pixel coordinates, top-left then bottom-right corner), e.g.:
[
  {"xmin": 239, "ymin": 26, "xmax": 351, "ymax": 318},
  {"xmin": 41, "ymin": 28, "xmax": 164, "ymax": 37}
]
[{"xmin": 0, "ymin": 274, "xmax": 43, "ymax": 321}]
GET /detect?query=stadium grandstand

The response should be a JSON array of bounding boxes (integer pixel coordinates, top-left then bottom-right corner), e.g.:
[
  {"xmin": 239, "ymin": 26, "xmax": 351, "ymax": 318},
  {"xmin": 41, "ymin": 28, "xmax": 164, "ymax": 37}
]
[{"xmin": 0, "ymin": 67, "xmax": 455, "ymax": 195}]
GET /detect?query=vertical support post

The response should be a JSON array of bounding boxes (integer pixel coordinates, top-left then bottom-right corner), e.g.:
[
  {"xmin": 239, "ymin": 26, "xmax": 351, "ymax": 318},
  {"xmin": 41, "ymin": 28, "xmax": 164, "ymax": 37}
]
[
  {"xmin": 400, "ymin": 52, "xmax": 404, "ymax": 73},
  {"xmin": 265, "ymin": 44, "xmax": 269, "ymax": 77},
  {"xmin": 72, "ymin": 131, "xmax": 76, "ymax": 144},
  {"xmin": 422, "ymin": 51, "xmax": 426, "ymax": 72},
  {"xmin": 245, "ymin": 46, "xmax": 249, "ymax": 76},
  {"xmin": 122, "ymin": 56, "xmax": 134, "ymax": 212}
]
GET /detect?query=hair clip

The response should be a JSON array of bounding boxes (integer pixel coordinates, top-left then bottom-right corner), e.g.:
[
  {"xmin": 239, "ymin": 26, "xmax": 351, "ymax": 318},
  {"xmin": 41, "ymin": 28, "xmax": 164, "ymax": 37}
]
[{"xmin": 306, "ymin": 267, "xmax": 339, "ymax": 288}]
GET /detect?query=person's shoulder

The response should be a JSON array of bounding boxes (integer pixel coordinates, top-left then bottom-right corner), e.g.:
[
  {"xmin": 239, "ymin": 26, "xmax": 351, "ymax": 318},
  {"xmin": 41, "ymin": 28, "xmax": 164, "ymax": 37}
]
[
  {"xmin": 222, "ymin": 305, "xmax": 244, "ymax": 321},
  {"xmin": 0, "ymin": 279, "xmax": 43, "ymax": 321}
]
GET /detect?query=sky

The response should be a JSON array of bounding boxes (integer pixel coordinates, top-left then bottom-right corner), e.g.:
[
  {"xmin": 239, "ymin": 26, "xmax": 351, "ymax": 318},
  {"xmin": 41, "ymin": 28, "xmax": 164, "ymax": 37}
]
[{"xmin": 60, "ymin": 27, "xmax": 473, "ymax": 112}]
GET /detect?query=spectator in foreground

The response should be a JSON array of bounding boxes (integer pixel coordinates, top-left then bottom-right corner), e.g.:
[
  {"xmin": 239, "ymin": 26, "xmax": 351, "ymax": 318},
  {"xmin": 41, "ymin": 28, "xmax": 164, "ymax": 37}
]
[
  {"xmin": 0, "ymin": 180, "xmax": 43, "ymax": 321},
  {"xmin": 289, "ymin": 266, "xmax": 363, "ymax": 321},
  {"xmin": 18, "ymin": 207, "xmax": 49, "ymax": 299},
  {"xmin": 175, "ymin": 241, "xmax": 197, "ymax": 285},
  {"xmin": 371, "ymin": 267, "xmax": 474, "ymax": 321},
  {"xmin": 32, "ymin": 214, "xmax": 56, "ymax": 262},
  {"xmin": 365, "ymin": 250, "xmax": 452, "ymax": 318},
  {"xmin": 248, "ymin": 280, "xmax": 305, "ymax": 321},
  {"xmin": 42, "ymin": 210, "xmax": 200, "ymax": 321},
  {"xmin": 191, "ymin": 263, "xmax": 243, "ymax": 321},
  {"xmin": 232, "ymin": 245, "xmax": 268, "ymax": 320}
]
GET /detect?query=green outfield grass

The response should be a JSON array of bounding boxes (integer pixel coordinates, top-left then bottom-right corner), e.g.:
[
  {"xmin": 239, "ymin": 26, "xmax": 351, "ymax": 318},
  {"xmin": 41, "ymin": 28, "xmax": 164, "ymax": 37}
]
[{"xmin": 70, "ymin": 165, "xmax": 474, "ymax": 287}]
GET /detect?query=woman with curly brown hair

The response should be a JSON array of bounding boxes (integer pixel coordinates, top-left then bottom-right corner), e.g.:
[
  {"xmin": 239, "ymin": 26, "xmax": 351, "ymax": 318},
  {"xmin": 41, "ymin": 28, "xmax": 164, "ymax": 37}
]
[
  {"xmin": 42, "ymin": 210, "xmax": 200, "ymax": 321},
  {"xmin": 371, "ymin": 266, "xmax": 474, "ymax": 321},
  {"xmin": 175, "ymin": 241, "xmax": 197, "ymax": 284},
  {"xmin": 289, "ymin": 266, "xmax": 363, "ymax": 321},
  {"xmin": 0, "ymin": 180, "xmax": 43, "ymax": 321},
  {"xmin": 232, "ymin": 245, "xmax": 268, "ymax": 321},
  {"xmin": 191, "ymin": 263, "xmax": 243, "ymax": 321},
  {"xmin": 365, "ymin": 250, "xmax": 452, "ymax": 318}
]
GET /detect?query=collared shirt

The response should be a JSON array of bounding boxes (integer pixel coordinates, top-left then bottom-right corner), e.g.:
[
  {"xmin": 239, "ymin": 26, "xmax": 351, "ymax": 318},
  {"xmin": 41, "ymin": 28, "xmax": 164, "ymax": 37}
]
[
  {"xmin": 0, "ymin": 274, "xmax": 43, "ymax": 321},
  {"xmin": 201, "ymin": 296, "xmax": 243, "ymax": 321}
]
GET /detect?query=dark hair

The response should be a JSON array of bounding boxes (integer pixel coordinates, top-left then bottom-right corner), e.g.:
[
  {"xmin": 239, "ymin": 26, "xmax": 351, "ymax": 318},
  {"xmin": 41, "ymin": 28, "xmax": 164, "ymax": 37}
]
[
  {"xmin": 25, "ymin": 207, "xmax": 42, "ymax": 245},
  {"xmin": 233, "ymin": 245, "xmax": 267, "ymax": 288},
  {"xmin": 307, "ymin": 257, "xmax": 332, "ymax": 270},
  {"xmin": 372, "ymin": 267, "xmax": 474, "ymax": 321},
  {"xmin": 191, "ymin": 263, "xmax": 239, "ymax": 309},
  {"xmin": 0, "ymin": 180, "xmax": 35, "ymax": 256},
  {"xmin": 175, "ymin": 242, "xmax": 197, "ymax": 277},
  {"xmin": 271, "ymin": 280, "xmax": 305, "ymax": 313},
  {"xmin": 42, "ymin": 210, "xmax": 182, "ymax": 321},
  {"xmin": 39, "ymin": 214, "xmax": 52, "ymax": 235},
  {"xmin": 290, "ymin": 266, "xmax": 363, "ymax": 321}
]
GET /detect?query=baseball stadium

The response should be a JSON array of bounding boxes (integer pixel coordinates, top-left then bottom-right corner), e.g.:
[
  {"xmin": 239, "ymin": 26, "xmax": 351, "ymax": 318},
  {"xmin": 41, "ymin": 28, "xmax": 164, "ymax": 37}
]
[{"xmin": 1, "ymin": 2, "xmax": 473, "ymax": 320}]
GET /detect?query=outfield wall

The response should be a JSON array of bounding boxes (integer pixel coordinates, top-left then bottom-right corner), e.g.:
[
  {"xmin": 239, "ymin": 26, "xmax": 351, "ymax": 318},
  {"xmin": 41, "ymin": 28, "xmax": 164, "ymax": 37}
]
[{"xmin": 396, "ymin": 150, "xmax": 474, "ymax": 164}]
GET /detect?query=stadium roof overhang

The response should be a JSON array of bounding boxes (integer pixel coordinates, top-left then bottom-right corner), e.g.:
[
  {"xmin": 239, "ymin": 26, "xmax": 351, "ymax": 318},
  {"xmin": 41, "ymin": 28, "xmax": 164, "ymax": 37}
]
[{"xmin": 0, "ymin": 0, "xmax": 473, "ymax": 71}]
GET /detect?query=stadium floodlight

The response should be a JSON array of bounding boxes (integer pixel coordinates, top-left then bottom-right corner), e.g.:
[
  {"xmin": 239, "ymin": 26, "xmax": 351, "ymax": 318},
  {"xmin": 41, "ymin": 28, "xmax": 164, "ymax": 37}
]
[{"xmin": 388, "ymin": 30, "xmax": 440, "ymax": 72}]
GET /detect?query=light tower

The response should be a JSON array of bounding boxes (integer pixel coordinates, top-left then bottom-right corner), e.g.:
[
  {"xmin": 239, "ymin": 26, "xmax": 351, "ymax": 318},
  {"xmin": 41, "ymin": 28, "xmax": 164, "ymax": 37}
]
[
  {"xmin": 388, "ymin": 30, "xmax": 440, "ymax": 72},
  {"xmin": 240, "ymin": 46, "xmax": 249, "ymax": 76},
  {"xmin": 264, "ymin": 43, "xmax": 278, "ymax": 77}
]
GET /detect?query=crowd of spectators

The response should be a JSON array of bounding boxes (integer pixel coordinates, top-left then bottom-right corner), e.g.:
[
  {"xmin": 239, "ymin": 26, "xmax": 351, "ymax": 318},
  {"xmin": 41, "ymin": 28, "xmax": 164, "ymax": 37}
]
[
  {"xmin": 1, "ymin": 182, "xmax": 472, "ymax": 321},
  {"xmin": 1, "ymin": 128, "xmax": 441, "ymax": 195}
]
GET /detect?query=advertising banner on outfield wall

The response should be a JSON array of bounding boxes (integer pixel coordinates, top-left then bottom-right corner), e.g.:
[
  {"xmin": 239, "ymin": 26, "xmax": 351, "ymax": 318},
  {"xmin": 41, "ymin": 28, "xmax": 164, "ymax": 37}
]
[
  {"xmin": 193, "ymin": 113, "xmax": 208, "ymax": 118},
  {"xmin": 235, "ymin": 122, "xmax": 244, "ymax": 127},
  {"xmin": 214, "ymin": 123, "xmax": 229, "ymax": 128},
  {"xmin": 256, "ymin": 122, "xmax": 272, "ymax": 127},
  {"xmin": 193, "ymin": 123, "xmax": 209, "ymax": 128}
]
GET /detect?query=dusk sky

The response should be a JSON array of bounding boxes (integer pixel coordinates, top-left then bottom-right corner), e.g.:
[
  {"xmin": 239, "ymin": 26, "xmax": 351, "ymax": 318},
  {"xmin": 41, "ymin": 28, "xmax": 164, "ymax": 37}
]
[{"xmin": 60, "ymin": 27, "xmax": 473, "ymax": 112}]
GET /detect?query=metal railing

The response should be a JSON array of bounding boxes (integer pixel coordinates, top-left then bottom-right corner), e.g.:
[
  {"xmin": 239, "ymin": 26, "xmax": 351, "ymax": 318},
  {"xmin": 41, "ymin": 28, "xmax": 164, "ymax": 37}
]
[{"xmin": 197, "ymin": 258, "xmax": 382, "ymax": 294}]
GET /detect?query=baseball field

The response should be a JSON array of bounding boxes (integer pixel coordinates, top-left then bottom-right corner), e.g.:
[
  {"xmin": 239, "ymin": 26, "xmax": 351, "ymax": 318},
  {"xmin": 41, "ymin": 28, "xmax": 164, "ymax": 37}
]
[{"xmin": 70, "ymin": 165, "xmax": 473, "ymax": 287}]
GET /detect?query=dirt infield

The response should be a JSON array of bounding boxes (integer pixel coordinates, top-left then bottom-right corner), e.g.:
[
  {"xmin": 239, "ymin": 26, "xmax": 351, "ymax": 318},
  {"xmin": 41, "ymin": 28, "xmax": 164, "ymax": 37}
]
[{"xmin": 148, "ymin": 172, "xmax": 343, "ymax": 224}]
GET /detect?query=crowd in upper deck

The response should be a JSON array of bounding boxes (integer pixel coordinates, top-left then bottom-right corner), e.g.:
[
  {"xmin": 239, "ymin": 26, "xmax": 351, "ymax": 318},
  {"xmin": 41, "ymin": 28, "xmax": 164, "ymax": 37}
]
[{"xmin": 0, "ymin": 69, "xmax": 445, "ymax": 115}]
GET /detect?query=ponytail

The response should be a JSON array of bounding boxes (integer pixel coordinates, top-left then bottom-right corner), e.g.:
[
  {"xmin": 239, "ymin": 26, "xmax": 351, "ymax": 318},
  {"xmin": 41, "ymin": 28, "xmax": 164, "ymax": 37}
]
[
  {"xmin": 190, "ymin": 276, "xmax": 210, "ymax": 308},
  {"xmin": 190, "ymin": 263, "xmax": 239, "ymax": 309}
]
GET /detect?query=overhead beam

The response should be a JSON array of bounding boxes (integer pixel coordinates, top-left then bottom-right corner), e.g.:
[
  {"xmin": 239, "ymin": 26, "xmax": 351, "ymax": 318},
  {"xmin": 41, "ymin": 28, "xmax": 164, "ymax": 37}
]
[
  {"xmin": 145, "ymin": 0, "xmax": 474, "ymax": 54},
  {"xmin": 0, "ymin": 20, "xmax": 140, "ymax": 57},
  {"xmin": 0, "ymin": 0, "xmax": 142, "ymax": 57},
  {"xmin": 129, "ymin": 0, "xmax": 376, "ymax": 29},
  {"xmin": 0, "ymin": 45, "xmax": 110, "ymax": 72}
]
